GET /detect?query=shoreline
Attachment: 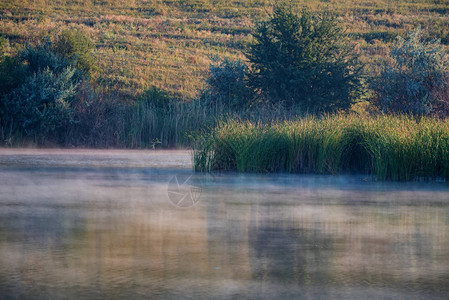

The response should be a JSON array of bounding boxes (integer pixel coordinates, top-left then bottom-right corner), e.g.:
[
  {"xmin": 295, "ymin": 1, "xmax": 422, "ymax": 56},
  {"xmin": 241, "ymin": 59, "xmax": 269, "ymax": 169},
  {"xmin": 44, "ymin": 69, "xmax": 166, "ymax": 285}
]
[{"xmin": 0, "ymin": 148, "xmax": 193, "ymax": 169}]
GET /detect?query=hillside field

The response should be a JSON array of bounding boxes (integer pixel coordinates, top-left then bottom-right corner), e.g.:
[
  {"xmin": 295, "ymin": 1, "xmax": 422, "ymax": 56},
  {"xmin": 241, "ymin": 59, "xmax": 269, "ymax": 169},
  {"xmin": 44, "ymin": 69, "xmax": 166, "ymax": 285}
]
[{"xmin": 1, "ymin": 0, "xmax": 448, "ymax": 101}]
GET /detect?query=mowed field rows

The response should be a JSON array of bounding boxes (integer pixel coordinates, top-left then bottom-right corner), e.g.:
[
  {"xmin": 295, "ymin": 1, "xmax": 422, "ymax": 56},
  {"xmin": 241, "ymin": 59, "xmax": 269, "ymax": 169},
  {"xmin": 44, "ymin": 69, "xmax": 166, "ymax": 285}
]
[{"xmin": 1, "ymin": 0, "xmax": 448, "ymax": 100}]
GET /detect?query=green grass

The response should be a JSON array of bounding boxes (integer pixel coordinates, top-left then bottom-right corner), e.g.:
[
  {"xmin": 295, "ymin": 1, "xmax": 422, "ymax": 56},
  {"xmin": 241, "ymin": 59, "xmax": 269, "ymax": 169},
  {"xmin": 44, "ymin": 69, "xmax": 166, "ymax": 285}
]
[
  {"xmin": 1, "ymin": 0, "xmax": 448, "ymax": 100},
  {"xmin": 193, "ymin": 115, "xmax": 449, "ymax": 181}
]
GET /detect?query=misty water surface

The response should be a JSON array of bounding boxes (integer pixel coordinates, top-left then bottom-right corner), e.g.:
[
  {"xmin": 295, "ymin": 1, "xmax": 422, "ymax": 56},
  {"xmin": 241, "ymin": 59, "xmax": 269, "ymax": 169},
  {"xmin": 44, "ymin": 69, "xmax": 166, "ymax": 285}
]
[{"xmin": 0, "ymin": 149, "xmax": 448, "ymax": 299}]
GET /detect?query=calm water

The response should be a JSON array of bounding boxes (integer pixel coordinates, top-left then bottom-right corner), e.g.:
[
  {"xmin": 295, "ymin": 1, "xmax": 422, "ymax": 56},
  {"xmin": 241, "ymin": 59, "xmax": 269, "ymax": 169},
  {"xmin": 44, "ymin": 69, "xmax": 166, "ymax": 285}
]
[{"xmin": 0, "ymin": 149, "xmax": 448, "ymax": 299}]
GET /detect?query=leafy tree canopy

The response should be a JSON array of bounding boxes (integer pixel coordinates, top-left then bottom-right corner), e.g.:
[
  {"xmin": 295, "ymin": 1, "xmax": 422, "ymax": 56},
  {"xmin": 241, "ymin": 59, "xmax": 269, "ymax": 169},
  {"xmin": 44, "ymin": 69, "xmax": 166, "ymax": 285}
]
[{"xmin": 247, "ymin": 4, "xmax": 363, "ymax": 112}]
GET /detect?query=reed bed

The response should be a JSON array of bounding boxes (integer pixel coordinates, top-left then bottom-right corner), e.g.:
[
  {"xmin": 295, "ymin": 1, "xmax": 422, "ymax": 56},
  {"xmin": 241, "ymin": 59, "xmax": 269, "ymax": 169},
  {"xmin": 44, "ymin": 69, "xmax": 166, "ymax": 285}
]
[
  {"xmin": 123, "ymin": 99, "xmax": 212, "ymax": 148},
  {"xmin": 193, "ymin": 115, "xmax": 449, "ymax": 181}
]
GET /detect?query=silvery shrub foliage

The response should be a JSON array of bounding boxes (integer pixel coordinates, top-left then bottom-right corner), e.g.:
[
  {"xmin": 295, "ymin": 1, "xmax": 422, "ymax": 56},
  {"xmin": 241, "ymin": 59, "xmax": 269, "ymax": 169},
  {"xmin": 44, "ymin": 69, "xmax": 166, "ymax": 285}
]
[
  {"xmin": 0, "ymin": 38, "xmax": 86, "ymax": 140},
  {"xmin": 3, "ymin": 66, "xmax": 79, "ymax": 137},
  {"xmin": 374, "ymin": 28, "xmax": 449, "ymax": 116}
]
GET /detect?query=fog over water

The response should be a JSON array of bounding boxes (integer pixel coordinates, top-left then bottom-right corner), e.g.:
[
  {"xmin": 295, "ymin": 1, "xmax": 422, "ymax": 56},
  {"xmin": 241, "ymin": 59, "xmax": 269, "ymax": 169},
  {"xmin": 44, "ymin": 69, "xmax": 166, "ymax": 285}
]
[{"xmin": 0, "ymin": 149, "xmax": 448, "ymax": 299}]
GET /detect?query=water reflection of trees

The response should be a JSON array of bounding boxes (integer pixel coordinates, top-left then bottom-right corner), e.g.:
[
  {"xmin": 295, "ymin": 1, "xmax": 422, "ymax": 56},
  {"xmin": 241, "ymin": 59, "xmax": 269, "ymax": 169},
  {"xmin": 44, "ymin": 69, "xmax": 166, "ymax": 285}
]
[
  {"xmin": 2, "ymin": 182, "xmax": 449, "ymax": 298},
  {"xmin": 0, "ymin": 206, "xmax": 86, "ymax": 248},
  {"xmin": 248, "ymin": 204, "xmax": 334, "ymax": 285}
]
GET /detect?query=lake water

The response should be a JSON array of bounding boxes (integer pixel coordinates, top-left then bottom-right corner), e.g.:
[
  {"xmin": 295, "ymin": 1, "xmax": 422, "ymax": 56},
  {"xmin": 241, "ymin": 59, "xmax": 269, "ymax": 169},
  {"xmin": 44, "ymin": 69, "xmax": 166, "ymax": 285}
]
[{"xmin": 0, "ymin": 149, "xmax": 448, "ymax": 299}]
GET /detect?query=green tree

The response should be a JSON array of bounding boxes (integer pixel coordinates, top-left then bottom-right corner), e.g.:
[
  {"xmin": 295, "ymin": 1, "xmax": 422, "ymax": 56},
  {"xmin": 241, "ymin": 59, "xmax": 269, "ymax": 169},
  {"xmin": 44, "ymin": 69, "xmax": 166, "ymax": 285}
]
[
  {"xmin": 247, "ymin": 5, "xmax": 363, "ymax": 112},
  {"xmin": 0, "ymin": 38, "xmax": 27, "ymax": 96}
]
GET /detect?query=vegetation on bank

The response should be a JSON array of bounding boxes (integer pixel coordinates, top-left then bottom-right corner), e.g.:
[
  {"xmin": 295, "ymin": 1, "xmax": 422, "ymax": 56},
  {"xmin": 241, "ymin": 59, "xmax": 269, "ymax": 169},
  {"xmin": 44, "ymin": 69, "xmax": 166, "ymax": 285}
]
[
  {"xmin": 194, "ymin": 5, "xmax": 449, "ymax": 183},
  {"xmin": 193, "ymin": 115, "xmax": 449, "ymax": 181},
  {"xmin": 0, "ymin": 2, "xmax": 449, "ymax": 150}
]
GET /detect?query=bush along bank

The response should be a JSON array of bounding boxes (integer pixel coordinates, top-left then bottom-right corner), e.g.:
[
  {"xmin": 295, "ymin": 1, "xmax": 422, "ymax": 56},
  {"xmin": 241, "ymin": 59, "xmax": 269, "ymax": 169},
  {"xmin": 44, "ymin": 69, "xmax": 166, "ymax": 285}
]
[{"xmin": 193, "ymin": 114, "xmax": 449, "ymax": 181}]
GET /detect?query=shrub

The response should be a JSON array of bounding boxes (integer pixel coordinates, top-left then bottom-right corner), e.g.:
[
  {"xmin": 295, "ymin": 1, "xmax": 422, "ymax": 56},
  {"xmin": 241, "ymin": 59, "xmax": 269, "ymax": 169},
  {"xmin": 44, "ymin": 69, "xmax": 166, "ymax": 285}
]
[
  {"xmin": 138, "ymin": 86, "xmax": 173, "ymax": 109},
  {"xmin": 54, "ymin": 30, "xmax": 96, "ymax": 75},
  {"xmin": 205, "ymin": 56, "xmax": 253, "ymax": 110},
  {"xmin": 247, "ymin": 5, "xmax": 363, "ymax": 112},
  {"xmin": 372, "ymin": 28, "xmax": 449, "ymax": 116},
  {"xmin": 1, "ymin": 37, "xmax": 90, "ymax": 143},
  {"xmin": 0, "ymin": 52, "xmax": 27, "ymax": 97},
  {"xmin": 20, "ymin": 37, "xmax": 73, "ymax": 74},
  {"xmin": 2, "ymin": 67, "xmax": 79, "ymax": 139}
]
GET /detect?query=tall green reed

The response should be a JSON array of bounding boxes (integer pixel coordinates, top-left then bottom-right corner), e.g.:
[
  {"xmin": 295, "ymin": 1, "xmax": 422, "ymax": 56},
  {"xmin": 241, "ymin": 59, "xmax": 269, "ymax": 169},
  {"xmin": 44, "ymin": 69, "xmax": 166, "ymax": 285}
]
[{"xmin": 194, "ymin": 114, "xmax": 449, "ymax": 181}]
